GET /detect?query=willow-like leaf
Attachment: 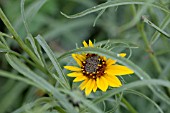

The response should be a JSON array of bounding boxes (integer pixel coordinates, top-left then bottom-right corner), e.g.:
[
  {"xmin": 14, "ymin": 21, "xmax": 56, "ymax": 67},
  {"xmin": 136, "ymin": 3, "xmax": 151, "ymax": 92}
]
[
  {"xmin": 59, "ymin": 89, "xmax": 103, "ymax": 113},
  {"xmin": 142, "ymin": 16, "xmax": 170, "ymax": 39},
  {"xmin": 13, "ymin": 97, "xmax": 59, "ymax": 113},
  {"xmin": 150, "ymin": 15, "xmax": 170, "ymax": 45},
  {"xmin": 93, "ymin": 79, "xmax": 170, "ymax": 104},
  {"xmin": 0, "ymin": 39, "xmax": 8, "ymax": 49},
  {"xmin": 43, "ymin": 17, "xmax": 94, "ymax": 40},
  {"xmin": 15, "ymin": 0, "xmax": 47, "ymax": 29},
  {"xmin": 61, "ymin": 0, "xmax": 170, "ymax": 18},
  {"xmin": 0, "ymin": 32, "xmax": 13, "ymax": 39},
  {"xmin": 0, "ymin": 70, "xmax": 41, "ymax": 89},
  {"xmin": 5, "ymin": 53, "xmax": 77, "ymax": 113},
  {"xmin": 0, "ymin": 82, "xmax": 28, "ymax": 113},
  {"xmin": 35, "ymin": 35, "xmax": 70, "ymax": 89},
  {"xmin": 21, "ymin": 0, "xmax": 45, "ymax": 67},
  {"xmin": 125, "ymin": 89, "xmax": 164, "ymax": 113}
]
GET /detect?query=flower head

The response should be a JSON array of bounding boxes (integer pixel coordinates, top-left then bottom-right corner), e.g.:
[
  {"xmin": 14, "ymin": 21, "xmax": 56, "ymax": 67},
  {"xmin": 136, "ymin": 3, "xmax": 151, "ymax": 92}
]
[{"xmin": 64, "ymin": 40, "xmax": 134, "ymax": 96}]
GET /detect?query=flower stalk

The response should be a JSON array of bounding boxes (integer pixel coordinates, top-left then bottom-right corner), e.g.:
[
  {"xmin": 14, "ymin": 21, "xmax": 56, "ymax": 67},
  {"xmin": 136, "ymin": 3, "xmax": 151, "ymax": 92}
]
[
  {"xmin": 0, "ymin": 8, "xmax": 47, "ymax": 73},
  {"xmin": 130, "ymin": 5, "xmax": 162, "ymax": 74}
]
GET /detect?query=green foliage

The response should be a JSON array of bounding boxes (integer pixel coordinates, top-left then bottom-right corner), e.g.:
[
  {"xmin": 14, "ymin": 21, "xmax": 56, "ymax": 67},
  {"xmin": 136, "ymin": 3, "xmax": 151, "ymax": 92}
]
[{"xmin": 0, "ymin": 0, "xmax": 170, "ymax": 113}]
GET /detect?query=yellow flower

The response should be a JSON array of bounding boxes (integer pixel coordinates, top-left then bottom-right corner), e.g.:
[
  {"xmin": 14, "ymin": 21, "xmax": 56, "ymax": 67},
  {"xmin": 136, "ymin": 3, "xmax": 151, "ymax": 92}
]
[{"xmin": 64, "ymin": 40, "xmax": 134, "ymax": 96}]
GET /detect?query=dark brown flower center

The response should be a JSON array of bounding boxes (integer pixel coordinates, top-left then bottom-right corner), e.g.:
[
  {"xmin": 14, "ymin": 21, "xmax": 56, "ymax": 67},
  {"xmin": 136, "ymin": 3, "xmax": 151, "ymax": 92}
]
[
  {"xmin": 82, "ymin": 54, "xmax": 106, "ymax": 79},
  {"xmin": 84, "ymin": 55, "xmax": 99, "ymax": 73}
]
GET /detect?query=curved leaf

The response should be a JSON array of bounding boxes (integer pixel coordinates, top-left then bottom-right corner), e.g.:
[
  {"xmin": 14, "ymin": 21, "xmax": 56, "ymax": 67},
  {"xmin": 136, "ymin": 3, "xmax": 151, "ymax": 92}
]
[
  {"xmin": 5, "ymin": 53, "xmax": 77, "ymax": 113},
  {"xmin": 61, "ymin": 0, "xmax": 170, "ymax": 18}
]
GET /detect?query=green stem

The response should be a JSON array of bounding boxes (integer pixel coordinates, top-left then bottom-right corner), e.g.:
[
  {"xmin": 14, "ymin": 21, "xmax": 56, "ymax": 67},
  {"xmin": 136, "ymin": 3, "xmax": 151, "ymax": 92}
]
[
  {"xmin": 0, "ymin": 32, "xmax": 13, "ymax": 39},
  {"xmin": 10, "ymin": 51, "xmax": 49, "ymax": 74},
  {"xmin": 0, "ymin": 8, "xmax": 65, "ymax": 89},
  {"xmin": 122, "ymin": 97, "xmax": 138, "ymax": 113},
  {"xmin": 0, "ymin": 8, "xmax": 47, "ymax": 73},
  {"xmin": 0, "ymin": 36, "xmax": 10, "ymax": 49},
  {"xmin": 119, "ymin": 0, "xmax": 155, "ymax": 33},
  {"xmin": 138, "ymin": 23, "xmax": 162, "ymax": 74},
  {"xmin": 142, "ymin": 16, "xmax": 170, "ymax": 39},
  {"xmin": 130, "ymin": 5, "xmax": 162, "ymax": 74}
]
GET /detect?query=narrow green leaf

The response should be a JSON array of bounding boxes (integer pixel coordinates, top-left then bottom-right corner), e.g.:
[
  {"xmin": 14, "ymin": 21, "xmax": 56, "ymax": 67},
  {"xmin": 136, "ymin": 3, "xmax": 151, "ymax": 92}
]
[
  {"xmin": 125, "ymin": 89, "xmax": 164, "ymax": 113},
  {"xmin": 0, "ymin": 36, "xmax": 10, "ymax": 49},
  {"xmin": 61, "ymin": 0, "xmax": 170, "ymax": 18},
  {"xmin": 150, "ymin": 15, "xmax": 170, "ymax": 45},
  {"xmin": 0, "ymin": 32, "xmax": 13, "ymax": 39},
  {"xmin": 21, "ymin": 0, "xmax": 45, "ymax": 67},
  {"xmin": 21, "ymin": 0, "xmax": 30, "ymax": 33},
  {"xmin": 0, "ymin": 70, "xmax": 41, "ymax": 89},
  {"xmin": 0, "ymin": 82, "xmax": 28, "ymax": 113},
  {"xmin": 0, "ymin": 8, "xmax": 44, "ymax": 68},
  {"xmin": 0, "ymin": 39, "xmax": 8, "ymax": 49},
  {"xmin": 13, "ymin": 97, "xmax": 55, "ymax": 113},
  {"xmin": 93, "ymin": 0, "xmax": 112, "ymax": 27},
  {"xmin": 15, "ymin": 0, "xmax": 47, "ymax": 29},
  {"xmin": 5, "ymin": 53, "xmax": 77, "ymax": 113},
  {"xmin": 26, "ymin": 35, "xmax": 45, "ymax": 66},
  {"xmin": 60, "ymin": 89, "xmax": 104, "ymax": 113},
  {"xmin": 93, "ymin": 8, "xmax": 106, "ymax": 27},
  {"xmin": 159, "ymin": 62, "xmax": 170, "ymax": 79},
  {"xmin": 142, "ymin": 16, "xmax": 170, "ymax": 39},
  {"xmin": 121, "ymin": 97, "xmax": 138, "ymax": 113},
  {"xmin": 0, "ymin": 39, "xmax": 9, "ymax": 52},
  {"xmin": 43, "ymin": 17, "xmax": 94, "ymax": 40},
  {"xmin": 35, "ymin": 35, "xmax": 70, "ymax": 89},
  {"xmin": 93, "ymin": 79, "xmax": 170, "ymax": 104},
  {"xmin": 119, "ymin": 0, "xmax": 155, "ymax": 32},
  {"xmin": 0, "ymin": 80, "xmax": 15, "ymax": 97},
  {"xmin": 0, "ymin": 48, "xmax": 11, "ymax": 53},
  {"xmin": 0, "ymin": 47, "xmax": 48, "ymax": 75}
]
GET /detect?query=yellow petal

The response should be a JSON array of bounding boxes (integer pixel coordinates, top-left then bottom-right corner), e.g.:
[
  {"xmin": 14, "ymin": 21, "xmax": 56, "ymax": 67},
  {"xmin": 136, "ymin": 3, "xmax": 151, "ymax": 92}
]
[
  {"xmin": 73, "ymin": 75, "xmax": 87, "ymax": 82},
  {"xmin": 76, "ymin": 54, "xmax": 86, "ymax": 61},
  {"xmin": 97, "ymin": 76, "xmax": 108, "ymax": 92},
  {"xmin": 103, "ymin": 56, "xmax": 107, "ymax": 61},
  {"xmin": 72, "ymin": 54, "xmax": 82, "ymax": 66},
  {"xmin": 93, "ymin": 82, "xmax": 97, "ymax": 92},
  {"xmin": 80, "ymin": 79, "xmax": 89, "ymax": 90},
  {"xmin": 89, "ymin": 40, "xmax": 94, "ymax": 47},
  {"xmin": 106, "ymin": 59, "xmax": 116, "ymax": 66},
  {"xmin": 64, "ymin": 66, "xmax": 82, "ymax": 72},
  {"xmin": 105, "ymin": 65, "xmax": 134, "ymax": 76},
  {"xmin": 118, "ymin": 53, "xmax": 126, "ymax": 57},
  {"xmin": 85, "ymin": 79, "xmax": 95, "ymax": 96},
  {"xmin": 67, "ymin": 72, "xmax": 84, "ymax": 77},
  {"xmin": 83, "ymin": 40, "xmax": 88, "ymax": 47},
  {"xmin": 104, "ymin": 74, "xmax": 122, "ymax": 87}
]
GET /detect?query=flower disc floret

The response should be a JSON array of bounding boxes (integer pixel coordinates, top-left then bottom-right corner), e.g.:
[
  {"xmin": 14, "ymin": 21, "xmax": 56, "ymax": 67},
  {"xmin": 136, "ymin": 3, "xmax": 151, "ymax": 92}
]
[{"xmin": 81, "ymin": 53, "xmax": 106, "ymax": 79}]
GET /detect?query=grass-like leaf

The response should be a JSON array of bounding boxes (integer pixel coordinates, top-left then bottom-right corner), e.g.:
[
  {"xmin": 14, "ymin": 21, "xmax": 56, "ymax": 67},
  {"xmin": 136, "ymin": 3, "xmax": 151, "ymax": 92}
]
[
  {"xmin": 35, "ymin": 35, "xmax": 70, "ymax": 89},
  {"xmin": 125, "ymin": 89, "xmax": 164, "ymax": 113},
  {"xmin": 93, "ymin": 79, "xmax": 170, "ymax": 104},
  {"xmin": 150, "ymin": 15, "xmax": 170, "ymax": 45},
  {"xmin": 0, "ymin": 82, "xmax": 28, "ymax": 113},
  {"xmin": 0, "ymin": 70, "xmax": 41, "ymax": 89},
  {"xmin": 5, "ymin": 53, "xmax": 78, "ymax": 113},
  {"xmin": 14, "ymin": 0, "xmax": 47, "ymax": 30},
  {"xmin": 61, "ymin": 0, "xmax": 170, "ymax": 19},
  {"xmin": 142, "ymin": 16, "xmax": 170, "ymax": 39},
  {"xmin": 21, "ymin": 0, "xmax": 45, "ymax": 67},
  {"xmin": 43, "ymin": 17, "xmax": 94, "ymax": 40}
]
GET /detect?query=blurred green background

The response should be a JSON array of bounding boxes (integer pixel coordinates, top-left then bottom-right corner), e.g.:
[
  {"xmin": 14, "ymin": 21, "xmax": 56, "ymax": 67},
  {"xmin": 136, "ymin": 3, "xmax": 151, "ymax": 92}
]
[{"xmin": 0, "ymin": 0, "xmax": 170, "ymax": 113}]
